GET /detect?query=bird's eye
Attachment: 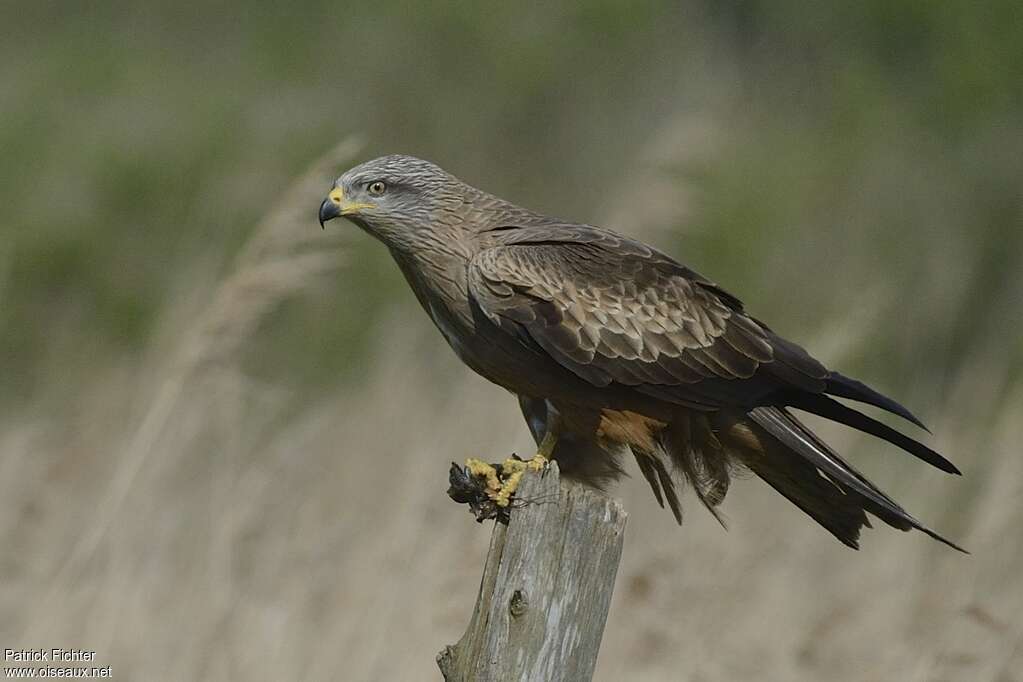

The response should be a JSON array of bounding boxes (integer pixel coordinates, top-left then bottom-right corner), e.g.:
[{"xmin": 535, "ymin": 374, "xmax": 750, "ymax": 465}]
[{"xmin": 367, "ymin": 181, "xmax": 386, "ymax": 196}]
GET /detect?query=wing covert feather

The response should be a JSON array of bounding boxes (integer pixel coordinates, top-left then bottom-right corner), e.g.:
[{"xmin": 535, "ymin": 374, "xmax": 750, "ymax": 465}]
[{"xmin": 468, "ymin": 231, "xmax": 823, "ymax": 404}]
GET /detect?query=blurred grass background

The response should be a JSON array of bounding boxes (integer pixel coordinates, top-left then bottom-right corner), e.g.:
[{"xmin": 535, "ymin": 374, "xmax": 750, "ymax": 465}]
[{"xmin": 1, "ymin": 2, "xmax": 1021, "ymax": 680}]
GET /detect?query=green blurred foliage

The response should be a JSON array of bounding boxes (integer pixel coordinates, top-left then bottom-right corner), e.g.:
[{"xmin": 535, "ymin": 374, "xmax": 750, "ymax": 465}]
[{"xmin": 1, "ymin": 1, "xmax": 1020, "ymax": 408}]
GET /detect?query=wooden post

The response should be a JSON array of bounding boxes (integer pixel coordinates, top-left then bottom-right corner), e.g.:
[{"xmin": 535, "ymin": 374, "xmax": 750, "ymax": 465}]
[{"xmin": 438, "ymin": 462, "xmax": 627, "ymax": 682}]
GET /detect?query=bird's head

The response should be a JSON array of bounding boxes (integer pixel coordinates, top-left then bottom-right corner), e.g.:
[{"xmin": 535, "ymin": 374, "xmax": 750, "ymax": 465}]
[{"xmin": 319, "ymin": 154, "xmax": 469, "ymax": 251}]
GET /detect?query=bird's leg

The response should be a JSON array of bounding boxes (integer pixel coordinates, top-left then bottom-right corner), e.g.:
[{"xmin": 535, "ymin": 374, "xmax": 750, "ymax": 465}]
[
  {"xmin": 490, "ymin": 417, "xmax": 559, "ymax": 505},
  {"xmin": 527, "ymin": 427, "xmax": 557, "ymax": 472}
]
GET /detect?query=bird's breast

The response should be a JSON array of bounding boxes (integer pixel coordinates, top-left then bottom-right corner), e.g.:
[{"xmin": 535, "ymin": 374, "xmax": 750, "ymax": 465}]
[
  {"xmin": 393, "ymin": 250, "xmax": 486, "ymax": 366},
  {"xmin": 391, "ymin": 249, "xmax": 611, "ymax": 401},
  {"xmin": 427, "ymin": 299, "xmax": 473, "ymax": 359}
]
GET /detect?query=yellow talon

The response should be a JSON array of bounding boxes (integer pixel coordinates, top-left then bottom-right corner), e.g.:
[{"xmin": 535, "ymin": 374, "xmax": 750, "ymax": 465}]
[
  {"xmin": 465, "ymin": 457, "xmax": 501, "ymax": 492},
  {"xmin": 464, "ymin": 452, "xmax": 549, "ymax": 509},
  {"xmin": 493, "ymin": 469, "xmax": 524, "ymax": 507},
  {"xmin": 501, "ymin": 457, "xmax": 526, "ymax": 474}
]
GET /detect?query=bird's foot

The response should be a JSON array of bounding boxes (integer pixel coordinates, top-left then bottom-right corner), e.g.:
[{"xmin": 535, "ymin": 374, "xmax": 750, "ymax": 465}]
[
  {"xmin": 525, "ymin": 452, "xmax": 549, "ymax": 472},
  {"xmin": 469, "ymin": 456, "xmax": 528, "ymax": 508},
  {"xmin": 447, "ymin": 455, "xmax": 547, "ymax": 523}
]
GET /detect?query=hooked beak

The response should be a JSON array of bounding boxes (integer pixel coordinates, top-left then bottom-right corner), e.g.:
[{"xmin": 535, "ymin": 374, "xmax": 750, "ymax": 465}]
[
  {"xmin": 318, "ymin": 187, "xmax": 344, "ymax": 228},
  {"xmin": 317, "ymin": 186, "xmax": 376, "ymax": 228}
]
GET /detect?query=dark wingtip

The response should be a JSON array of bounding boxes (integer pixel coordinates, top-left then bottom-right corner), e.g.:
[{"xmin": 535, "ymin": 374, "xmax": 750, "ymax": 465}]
[
  {"xmin": 826, "ymin": 372, "xmax": 930, "ymax": 432},
  {"xmin": 783, "ymin": 392, "xmax": 961, "ymax": 475}
]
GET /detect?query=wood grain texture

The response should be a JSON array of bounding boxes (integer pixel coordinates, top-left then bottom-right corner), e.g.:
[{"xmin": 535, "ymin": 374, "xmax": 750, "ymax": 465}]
[{"xmin": 438, "ymin": 462, "xmax": 627, "ymax": 682}]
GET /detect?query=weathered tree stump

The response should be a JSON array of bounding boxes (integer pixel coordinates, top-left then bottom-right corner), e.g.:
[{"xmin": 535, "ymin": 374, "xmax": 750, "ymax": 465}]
[{"xmin": 438, "ymin": 462, "xmax": 627, "ymax": 682}]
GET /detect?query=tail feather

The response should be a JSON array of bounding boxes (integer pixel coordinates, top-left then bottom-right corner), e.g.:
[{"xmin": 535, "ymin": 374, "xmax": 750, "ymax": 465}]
[
  {"xmin": 738, "ymin": 440, "xmax": 870, "ymax": 549},
  {"xmin": 746, "ymin": 407, "xmax": 966, "ymax": 552},
  {"xmin": 623, "ymin": 399, "xmax": 964, "ymax": 552}
]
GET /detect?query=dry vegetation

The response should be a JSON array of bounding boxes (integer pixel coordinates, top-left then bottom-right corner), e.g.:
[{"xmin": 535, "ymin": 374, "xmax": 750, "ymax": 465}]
[
  {"xmin": 2, "ymin": 3, "xmax": 1022, "ymax": 680},
  {"xmin": 3, "ymin": 138, "xmax": 1021, "ymax": 681}
]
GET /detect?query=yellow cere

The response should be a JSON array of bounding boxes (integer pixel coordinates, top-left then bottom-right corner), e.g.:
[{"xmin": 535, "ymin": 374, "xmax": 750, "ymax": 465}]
[{"xmin": 327, "ymin": 186, "xmax": 376, "ymax": 215}]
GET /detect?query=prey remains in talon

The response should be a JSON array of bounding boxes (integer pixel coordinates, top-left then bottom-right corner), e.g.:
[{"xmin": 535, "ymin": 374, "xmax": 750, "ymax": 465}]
[{"xmin": 447, "ymin": 455, "xmax": 549, "ymax": 523}]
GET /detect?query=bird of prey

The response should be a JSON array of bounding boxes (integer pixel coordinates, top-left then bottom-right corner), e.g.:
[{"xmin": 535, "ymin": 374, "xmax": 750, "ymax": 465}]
[{"xmin": 318, "ymin": 155, "xmax": 963, "ymax": 551}]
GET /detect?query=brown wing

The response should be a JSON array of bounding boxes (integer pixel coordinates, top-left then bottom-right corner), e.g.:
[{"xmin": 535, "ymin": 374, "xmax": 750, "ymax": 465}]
[{"xmin": 469, "ymin": 224, "xmax": 828, "ymax": 409}]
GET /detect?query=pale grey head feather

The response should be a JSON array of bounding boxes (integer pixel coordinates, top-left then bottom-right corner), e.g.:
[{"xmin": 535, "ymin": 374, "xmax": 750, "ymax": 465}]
[{"xmin": 334, "ymin": 155, "xmax": 477, "ymax": 252}]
